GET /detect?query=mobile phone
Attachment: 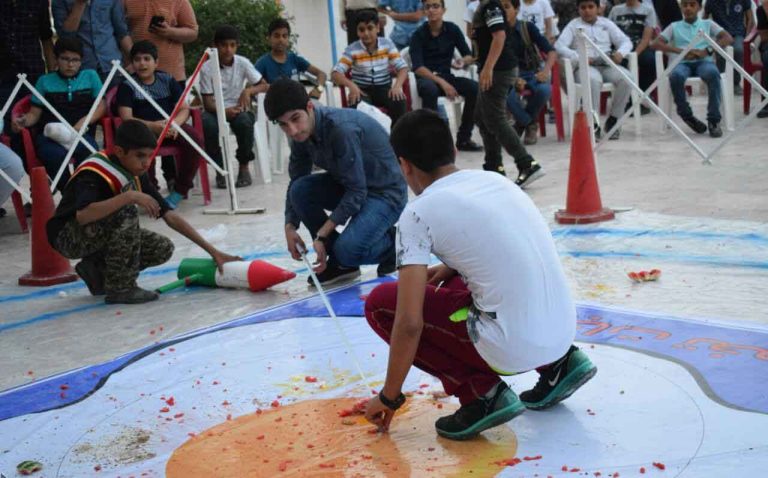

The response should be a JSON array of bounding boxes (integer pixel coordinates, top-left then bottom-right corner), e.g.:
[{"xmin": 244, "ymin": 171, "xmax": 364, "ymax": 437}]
[{"xmin": 149, "ymin": 15, "xmax": 165, "ymax": 30}]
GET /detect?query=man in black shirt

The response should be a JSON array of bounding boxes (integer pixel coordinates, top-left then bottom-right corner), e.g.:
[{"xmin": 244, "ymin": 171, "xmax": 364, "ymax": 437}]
[
  {"xmin": 472, "ymin": 0, "xmax": 543, "ymax": 188},
  {"xmin": 47, "ymin": 120, "xmax": 240, "ymax": 304},
  {"xmin": 410, "ymin": 0, "xmax": 483, "ymax": 152}
]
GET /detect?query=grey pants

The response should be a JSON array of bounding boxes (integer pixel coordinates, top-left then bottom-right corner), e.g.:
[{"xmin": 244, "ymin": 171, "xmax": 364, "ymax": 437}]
[
  {"xmin": 574, "ymin": 64, "xmax": 632, "ymax": 119},
  {"xmin": 474, "ymin": 69, "xmax": 534, "ymax": 174}
]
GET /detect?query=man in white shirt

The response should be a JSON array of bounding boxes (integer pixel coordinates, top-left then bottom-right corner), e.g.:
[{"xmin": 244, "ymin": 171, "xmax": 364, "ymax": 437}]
[
  {"xmin": 363, "ymin": 109, "xmax": 597, "ymax": 440},
  {"xmin": 199, "ymin": 25, "xmax": 268, "ymax": 188},
  {"xmin": 520, "ymin": 0, "xmax": 556, "ymax": 42},
  {"xmin": 555, "ymin": 0, "xmax": 633, "ymax": 139}
]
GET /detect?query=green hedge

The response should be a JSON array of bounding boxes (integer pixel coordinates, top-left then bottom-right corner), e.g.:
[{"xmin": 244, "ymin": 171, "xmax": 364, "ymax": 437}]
[{"xmin": 186, "ymin": 0, "xmax": 286, "ymax": 72}]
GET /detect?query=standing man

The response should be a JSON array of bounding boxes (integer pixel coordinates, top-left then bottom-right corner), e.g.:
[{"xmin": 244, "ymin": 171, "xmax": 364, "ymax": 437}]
[
  {"xmin": 264, "ymin": 79, "xmax": 407, "ymax": 286},
  {"xmin": 410, "ymin": 0, "xmax": 483, "ymax": 152},
  {"xmin": 472, "ymin": 0, "xmax": 544, "ymax": 187},
  {"xmin": 363, "ymin": 110, "xmax": 596, "ymax": 440},
  {"xmin": 379, "ymin": 0, "xmax": 426, "ymax": 50},
  {"xmin": 52, "ymin": 0, "xmax": 134, "ymax": 81}
]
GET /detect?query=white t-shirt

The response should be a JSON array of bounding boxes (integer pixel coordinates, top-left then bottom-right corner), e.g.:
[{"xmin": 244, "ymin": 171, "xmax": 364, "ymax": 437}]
[
  {"xmin": 199, "ymin": 54, "xmax": 263, "ymax": 109},
  {"xmin": 396, "ymin": 170, "xmax": 576, "ymax": 373},
  {"xmin": 465, "ymin": 0, "xmax": 479, "ymax": 23},
  {"xmin": 519, "ymin": 0, "xmax": 556, "ymax": 35}
]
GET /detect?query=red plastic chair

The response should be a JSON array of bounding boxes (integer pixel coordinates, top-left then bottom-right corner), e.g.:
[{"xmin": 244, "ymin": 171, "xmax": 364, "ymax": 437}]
[
  {"xmin": 743, "ymin": 29, "xmax": 764, "ymax": 115},
  {"xmin": 0, "ymin": 134, "xmax": 28, "ymax": 233},
  {"xmin": 108, "ymin": 92, "xmax": 211, "ymax": 205}
]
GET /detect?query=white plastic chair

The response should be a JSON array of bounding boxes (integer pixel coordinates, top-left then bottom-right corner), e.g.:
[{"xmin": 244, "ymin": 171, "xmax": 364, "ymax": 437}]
[
  {"xmin": 655, "ymin": 47, "xmax": 735, "ymax": 133},
  {"xmin": 563, "ymin": 52, "xmax": 640, "ymax": 134}
]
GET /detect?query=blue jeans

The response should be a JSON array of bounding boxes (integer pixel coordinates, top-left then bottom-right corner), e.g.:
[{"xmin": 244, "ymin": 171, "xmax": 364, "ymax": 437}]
[
  {"xmin": 0, "ymin": 143, "xmax": 24, "ymax": 206},
  {"xmin": 669, "ymin": 61, "xmax": 721, "ymax": 123},
  {"xmin": 288, "ymin": 173, "xmax": 403, "ymax": 267},
  {"xmin": 35, "ymin": 133, "xmax": 97, "ymax": 190},
  {"xmin": 506, "ymin": 70, "xmax": 551, "ymax": 127}
]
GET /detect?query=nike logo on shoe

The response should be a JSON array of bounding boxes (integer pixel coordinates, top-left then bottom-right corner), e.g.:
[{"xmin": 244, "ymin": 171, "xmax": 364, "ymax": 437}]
[{"xmin": 548, "ymin": 369, "xmax": 562, "ymax": 387}]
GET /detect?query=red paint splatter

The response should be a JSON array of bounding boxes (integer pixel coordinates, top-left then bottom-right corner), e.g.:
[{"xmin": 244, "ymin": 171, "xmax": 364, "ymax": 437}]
[
  {"xmin": 169, "ymin": 348, "xmax": 175, "ymax": 352},
  {"xmin": 187, "ymin": 432, "xmax": 196, "ymax": 437},
  {"xmin": 307, "ymin": 444, "xmax": 315, "ymax": 449},
  {"xmin": 212, "ymin": 381, "xmax": 220, "ymax": 385},
  {"xmin": 640, "ymin": 467, "xmax": 646, "ymax": 474},
  {"xmin": 115, "ymin": 311, "xmax": 122, "ymax": 316},
  {"xmin": 159, "ymin": 326, "xmax": 164, "ymax": 331},
  {"xmin": 174, "ymin": 413, "xmax": 184, "ymax": 419},
  {"xmin": 60, "ymin": 392, "xmax": 66, "ymax": 399},
  {"xmin": 427, "ymin": 447, "xmax": 435, "ymax": 452},
  {"xmin": 305, "ymin": 376, "xmax": 318, "ymax": 383},
  {"xmin": 437, "ymin": 403, "xmax": 443, "ymax": 409},
  {"xmin": 562, "ymin": 466, "xmax": 569, "ymax": 472},
  {"xmin": 570, "ymin": 468, "xmax": 581, "ymax": 472},
  {"xmin": 94, "ymin": 465, "xmax": 101, "ymax": 472},
  {"xmin": 524, "ymin": 455, "xmax": 543, "ymax": 461},
  {"xmin": 653, "ymin": 462, "xmax": 666, "ymax": 470},
  {"xmin": 60, "ymin": 384, "xmax": 69, "ymax": 390},
  {"xmin": 271, "ymin": 400, "xmax": 280, "ymax": 408},
  {"xmin": 165, "ymin": 397, "xmax": 175, "ymax": 406},
  {"xmin": 256, "ymin": 435, "xmax": 265, "ymax": 440},
  {"xmin": 419, "ymin": 384, "xmax": 429, "ymax": 389},
  {"xmin": 318, "ymin": 463, "xmax": 335, "ymax": 468},
  {"xmin": 27, "ymin": 371, "xmax": 34, "ymax": 376},
  {"xmin": 222, "ymin": 400, "xmax": 230, "ymax": 406},
  {"xmin": 494, "ymin": 458, "xmax": 522, "ymax": 467},
  {"xmin": 278, "ymin": 461, "xmax": 290, "ymax": 472},
  {"xmin": 159, "ymin": 407, "xmax": 170, "ymax": 413},
  {"xmin": 226, "ymin": 414, "xmax": 232, "ymax": 421},
  {"xmin": 149, "ymin": 329, "xmax": 156, "ymax": 335}
]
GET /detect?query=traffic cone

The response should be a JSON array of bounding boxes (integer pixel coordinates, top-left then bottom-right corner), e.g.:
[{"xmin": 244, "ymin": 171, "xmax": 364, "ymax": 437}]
[
  {"xmin": 19, "ymin": 167, "xmax": 78, "ymax": 286},
  {"xmin": 555, "ymin": 111, "xmax": 615, "ymax": 225},
  {"xmin": 177, "ymin": 258, "xmax": 296, "ymax": 292}
]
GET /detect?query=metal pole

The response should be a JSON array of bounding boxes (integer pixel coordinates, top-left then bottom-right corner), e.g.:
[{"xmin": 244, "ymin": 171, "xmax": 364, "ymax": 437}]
[
  {"xmin": 576, "ymin": 28, "xmax": 596, "ymax": 147},
  {"xmin": 0, "ymin": 167, "xmax": 30, "ymax": 203},
  {"xmin": 327, "ymin": 0, "xmax": 339, "ymax": 65}
]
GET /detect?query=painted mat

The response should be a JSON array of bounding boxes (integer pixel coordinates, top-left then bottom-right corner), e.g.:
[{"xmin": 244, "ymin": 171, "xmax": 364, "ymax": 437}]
[{"xmin": 1, "ymin": 278, "xmax": 767, "ymax": 477}]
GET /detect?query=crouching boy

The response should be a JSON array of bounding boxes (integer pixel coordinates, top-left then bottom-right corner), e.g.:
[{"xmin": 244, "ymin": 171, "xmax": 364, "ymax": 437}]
[{"xmin": 47, "ymin": 120, "xmax": 240, "ymax": 304}]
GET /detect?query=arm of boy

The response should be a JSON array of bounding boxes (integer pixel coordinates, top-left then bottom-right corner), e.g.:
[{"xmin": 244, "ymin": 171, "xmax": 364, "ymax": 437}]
[
  {"xmin": 12, "ymin": 106, "xmax": 43, "ymax": 132},
  {"xmin": 331, "ymin": 70, "xmax": 363, "ymax": 104},
  {"xmin": 365, "ymin": 264, "xmax": 427, "ymax": 431},
  {"xmin": 389, "ymin": 66, "xmax": 408, "ymax": 101},
  {"xmin": 163, "ymin": 211, "xmax": 242, "ymax": 272},
  {"xmin": 76, "ymin": 190, "xmax": 160, "ymax": 225},
  {"xmin": 306, "ymin": 65, "xmax": 328, "ymax": 99},
  {"xmin": 480, "ymin": 29, "xmax": 506, "ymax": 91}
]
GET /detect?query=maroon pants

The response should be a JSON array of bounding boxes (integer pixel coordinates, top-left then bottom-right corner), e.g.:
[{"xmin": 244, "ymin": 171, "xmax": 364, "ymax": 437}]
[
  {"xmin": 364, "ymin": 276, "xmax": 501, "ymax": 405},
  {"xmin": 147, "ymin": 123, "xmax": 202, "ymax": 196}
]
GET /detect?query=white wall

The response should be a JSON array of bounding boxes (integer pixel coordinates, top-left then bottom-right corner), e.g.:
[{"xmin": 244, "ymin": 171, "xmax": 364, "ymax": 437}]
[{"xmin": 280, "ymin": 0, "xmax": 472, "ymax": 72}]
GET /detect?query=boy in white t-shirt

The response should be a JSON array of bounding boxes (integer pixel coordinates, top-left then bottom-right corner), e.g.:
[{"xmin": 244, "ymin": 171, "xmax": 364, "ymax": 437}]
[
  {"xmin": 520, "ymin": 0, "xmax": 556, "ymax": 42},
  {"xmin": 363, "ymin": 109, "xmax": 597, "ymax": 440},
  {"xmin": 199, "ymin": 25, "xmax": 268, "ymax": 188}
]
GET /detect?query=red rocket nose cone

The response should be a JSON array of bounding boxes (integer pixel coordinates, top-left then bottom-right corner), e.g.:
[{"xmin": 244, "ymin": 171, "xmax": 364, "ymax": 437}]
[{"xmin": 246, "ymin": 260, "xmax": 296, "ymax": 292}]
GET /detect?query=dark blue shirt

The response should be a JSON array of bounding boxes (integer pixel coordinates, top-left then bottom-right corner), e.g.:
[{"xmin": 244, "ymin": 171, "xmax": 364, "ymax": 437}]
[
  {"xmin": 508, "ymin": 20, "xmax": 554, "ymax": 74},
  {"xmin": 52, "ymin": 0, "xmax": 130, "ymax": 74},
  {"xmin": 285, "ymin": 106, "xmax": 407, "ymax": 227},
  {"xmin": 255, "ymin": 52, "xmax": 311, "ymax": 84},
  {"xmin": 116, "ymin": 71, "xmax": 183, "ymax": 121},
  {"xmin": 704, "ymin": 0, "xmax": 752, "ymax": 37},
  {"xmin": 409, "ymin": 21, "xmax": 471, "ymax": 77}
]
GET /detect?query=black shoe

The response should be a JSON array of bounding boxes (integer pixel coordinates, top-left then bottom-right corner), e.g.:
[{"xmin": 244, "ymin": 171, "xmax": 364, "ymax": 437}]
[
  {"xmin": 514, "ymin": 161, "xmax": 544, "ymax": 188},
  {"xmin": 105, "ymin": 287, "xmax": 159, "ymax": 304},
  {"xmin": 376, "ymin": 232, "xmax": 397, "ymax": 277},
  {"xmin": 456, "ymin": 139, "xmax": 484, "ymax": 152},
  {"xmin": 593, "ymin": 123, "xmax": 602, "ymax": 140},
  {"xmin": 434, "ymin": 382, "xmax": 526, "ymax": 440},
  {"xmin": 24, "ymin": 202, "xmax": 32, "ymax": 218},
  {"xmin": 604, "ymin": 116, "xmax": 620, "ymax": 140},
  {"xmin": 483, "ymin": 163, "xmax": 506, "ymax": 176},
  {"xmin": 76, "ymin": 255, "xmax": 105, "ymax": 296},
  {"xmin": 520, "ymin": 345, "xmax": 597, "ymax": 410},
  {"xmin": 215, "ymin": 174, "xmax": 227, "ymax": 189},
  {"xmin": 307, "ymin": 263, "xmax": 361, "ymax": 287},
  {"xmin": 235, "ymin": 169, "xmax": 253, "ymax": 187},
  {"xmin": 0, "ymin": 207, "xmax": 5, "ymax": 218},
  {"xmin": 758, "ymin": 107, "xmax": 768, "ymax": 119},
  {"xmin": 640, "ymin": 105, "xmax": 651, "ymax": 115},
  {"xmin": 708, "ymin": 121, "xmax": 722, "ymax": 138},
  {"xmin": 682, "ymin": 115, "xmax": 707, "ymax": 134}
]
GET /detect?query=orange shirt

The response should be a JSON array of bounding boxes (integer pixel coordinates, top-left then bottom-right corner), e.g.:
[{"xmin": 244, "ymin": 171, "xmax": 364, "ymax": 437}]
[{"xmin": 124, "ymin": 0, "xmax": 198, "ymax": 81}]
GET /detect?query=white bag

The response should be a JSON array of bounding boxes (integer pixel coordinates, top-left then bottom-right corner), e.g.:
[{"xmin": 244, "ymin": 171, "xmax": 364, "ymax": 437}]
[
  {"xmin": 44, "ymin": 122, "xmax": 77, "ymax": 149},
  {"xmin": 355, "ymin": 101, "xmax": 391, "ymax": 133}
]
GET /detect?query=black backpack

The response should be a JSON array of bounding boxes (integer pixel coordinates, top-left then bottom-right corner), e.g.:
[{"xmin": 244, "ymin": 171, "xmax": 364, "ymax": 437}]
[{"xmin": 519, "ymin": 20, "xmax": 542, "ymax": 72}]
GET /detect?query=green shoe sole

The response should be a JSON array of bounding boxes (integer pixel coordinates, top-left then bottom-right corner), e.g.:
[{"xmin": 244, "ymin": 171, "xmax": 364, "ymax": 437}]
[
  {"xmin": 523, "ymin": 361, "xmax": 597, "ymax": 411},
  {"xmin": 436, "ymin": 401, "xmax": 526, "ymax": 441}
]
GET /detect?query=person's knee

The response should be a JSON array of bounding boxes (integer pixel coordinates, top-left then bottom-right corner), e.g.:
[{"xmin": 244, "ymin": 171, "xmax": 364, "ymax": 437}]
[
  {"xmin": 364, "ymin": 282, "xmax": 397, "ymax": 320},
  {"xmin": 669, "ymin": 70, "xmax": 686, "ymax": 87},
  {"xmin": 287, "ymin": 175, "xmax": 315, "ymax": 212},
  {"xmin": 231, "ymin": 112, "xmax": 255, "ymax": 131},
  {"xmin": 700, "ymin": 66, "xmax": 720, "ymax": 83},
  {"xmin": 157, "ymin": 236, "xmax": 175, "ymax": 264},
  {"xmin": 331, "ymin": 237, "xmax": 366, "ymax": 267},
  {"xmin": 536, "ymin": 83, "xmax": 552, "ymax": 100}
]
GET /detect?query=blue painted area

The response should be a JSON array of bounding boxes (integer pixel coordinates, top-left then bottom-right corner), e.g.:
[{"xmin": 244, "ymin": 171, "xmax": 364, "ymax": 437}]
[
  {"xmin": 551, "ymin": 227, "xmax": 768, "ymax": 245},
  {"xmin": 0, "ymin": 303, "xmax": 104, "ymax": 333},
  {"xmin": 2, "ymin": 276, "xmax": 766, "ymax": 422},
  {"xmin": 561, "ymin": 250, "xmax": 768, "ymax": 269}
]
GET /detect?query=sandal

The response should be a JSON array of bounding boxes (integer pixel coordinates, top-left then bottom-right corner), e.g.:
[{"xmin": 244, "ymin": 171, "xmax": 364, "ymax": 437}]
[{"xmin": 235, "ymin": 169, "xmax": 252, "ymax": 188}]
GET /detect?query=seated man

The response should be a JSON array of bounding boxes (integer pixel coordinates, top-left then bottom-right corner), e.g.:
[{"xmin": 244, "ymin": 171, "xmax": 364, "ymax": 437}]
[
  {"xmin": 652, "ymin": 0, "xmax": 733, "ymax": 137},
  {"xmin": 555, "ymin": 0, "xmax": 633, "ymax": 139},
  {"xmin": 332, "ymin": 10, "xmax": 409, "ymax": 126},
  {"xmin": 255, "ymin": 18, "xmax": 328, "ymax": 99},
  {"xmin": 11, "ymin": 38, "xmax": 105, "ymax": 190},
  {"xmin": 409, "ymin": 0, "xmax": 483, "ymax": 152},
  {"xmin": 362, "ymin": 110, "xmax": 596, "ymax": 440},
  {"xmin": 505, "ymin": 0, "xmax": 557, "ymax": 145},
  {"xmin": 47, "ymin": 120, "xmax": 239, "ymax": 304},
  {"xmin": 116, "ymin": 40, "xmax": 203, "ymax": 209},
  {"xmin": 609, "ymin": 0, "xmax": 658, "ymax": 113},
  {"xmin": 704, "ymin": 0, "xmax": 753, "ymax": 95},
  {"xmin": 264, "ymin": 79, "xmax": 407, "ymax": 286},
  {"xmin": 756, "ymin": 0, "xmax": 768, "ymax": 118},
  {"xmin": 200, "ymin": 25, "xmax": 268, "ymax": 189}
]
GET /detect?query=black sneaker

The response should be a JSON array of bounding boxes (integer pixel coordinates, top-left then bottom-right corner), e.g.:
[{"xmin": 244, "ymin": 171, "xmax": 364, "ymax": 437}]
[
  {"xmin": 435, "ymin": 381, "xmax": 526, "ymax": 441},
  {"xmin": 758, "ymin": 107, "xmax": 768, "ymax": 119},
  {"xmin": 604, "ymin": 116, "xmax": 620, "ymax": 140},
  {"xmin": 456, "ymin": 139, "xmax": 484, "ymax": 152},
  {"xmin": 483, "ymin": 163, "xmax": 506, "ymax": 176},
  {"xmin": 215, "ymin": 174, "xmax": 227, "ymax": 189},
  {"xmin": 376, "ymin": 234, "xmax": 397, "ymax": 277},
  {"xmin": 105, "ymin": 287, "xmax": 159, "ymax": 304},
  {"xmin": 593, "ymin": 123, "xmax": 602, "ymax": 140},
  {"xmin": 708, "ymin": 121, "xmax": 722, "ymax": 138},
  {"xmin": 520, "ymin": 345, "xmax": 597, "ymax": 410},
  {"xmin": 76, "ymin": 254, "xmax": 105, "ymax": 296},
  {"xmin": 682, "ymin": 115, "xmax": 707, "ymax": 134},
  {"xmin": 514, "ymin": 162, "xmax": 544, "ymax": 188},
  {"xmin": 307, "ymin": 263, "xmax": 361, "ymax": 287}
]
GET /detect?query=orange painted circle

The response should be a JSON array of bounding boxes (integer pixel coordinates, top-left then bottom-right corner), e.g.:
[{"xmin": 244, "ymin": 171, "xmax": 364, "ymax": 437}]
[{"xmin": 167, "ymin": 397, "xmax": 518, "ymax": 477}]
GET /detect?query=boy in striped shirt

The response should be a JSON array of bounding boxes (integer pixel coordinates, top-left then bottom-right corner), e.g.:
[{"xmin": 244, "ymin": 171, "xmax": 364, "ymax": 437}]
[{"xmin": 332, "ymin": 10, "xmax": 409, "ymax": 126}]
